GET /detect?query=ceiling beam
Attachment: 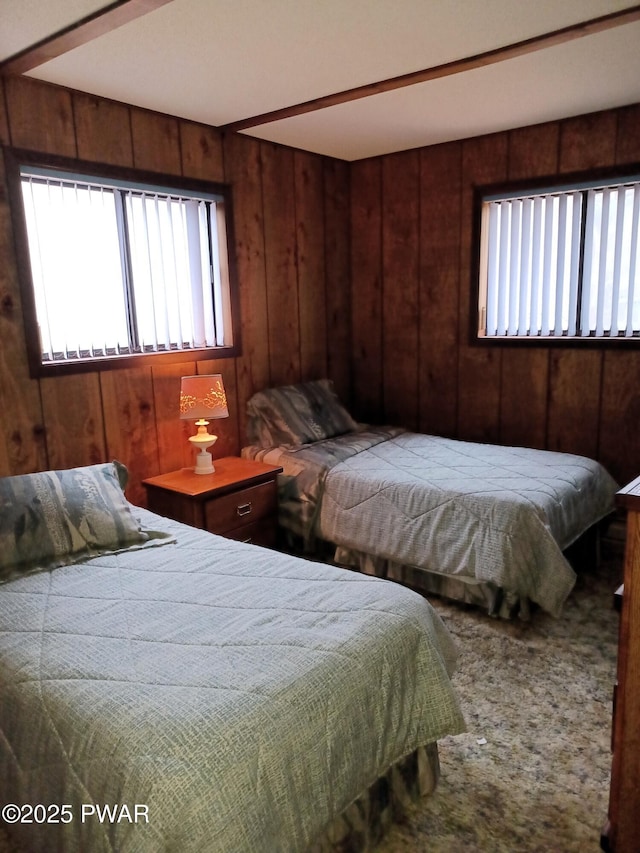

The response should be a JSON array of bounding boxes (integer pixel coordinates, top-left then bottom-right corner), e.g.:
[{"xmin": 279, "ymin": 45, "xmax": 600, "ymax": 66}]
[
  {"xmin": 0, "ymin": 0, "xmax": 175, "ymax": 76},
  {"xmin": 223, "ymin": 4, "xmax": 640, "ymax": 133}
]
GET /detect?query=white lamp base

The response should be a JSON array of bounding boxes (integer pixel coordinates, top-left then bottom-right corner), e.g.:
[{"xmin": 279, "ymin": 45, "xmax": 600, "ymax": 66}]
[
  {"xmin": 194, "ymin": 449, "xmax": 215, "ymax": 475},
  {"xmin": 188, "ymin": 420, "xmax": 218, "ymax": 475}
]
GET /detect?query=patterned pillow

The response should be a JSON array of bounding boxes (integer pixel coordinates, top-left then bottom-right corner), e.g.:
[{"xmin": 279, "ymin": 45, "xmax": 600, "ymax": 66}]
[
  {"xmin": 246, "ymin": 379, "xmax": 358, "ymax": 447},
  {"xmin": 0, "ymin": 461, "xmax": 148, "ymax": 583}
]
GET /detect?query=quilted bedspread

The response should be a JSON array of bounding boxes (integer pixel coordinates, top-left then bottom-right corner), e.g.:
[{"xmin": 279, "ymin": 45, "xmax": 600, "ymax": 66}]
[
  {"xmin": 245, "ymin": 429, "xmax": 618, "ymax": 617},
  {"xmin": 0, "ymin": 508, "xmax": 464, "ymax": 853}
]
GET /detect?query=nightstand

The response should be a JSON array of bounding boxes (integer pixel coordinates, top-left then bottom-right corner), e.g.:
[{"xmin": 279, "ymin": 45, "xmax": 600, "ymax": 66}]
[{"xmin": 143, "ymin": 457, "xmax": 283, "ymax": 548}]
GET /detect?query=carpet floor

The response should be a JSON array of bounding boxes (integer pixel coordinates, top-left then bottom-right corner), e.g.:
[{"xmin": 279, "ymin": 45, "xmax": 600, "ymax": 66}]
[
  {"xmin": 377, "ymin": 546, "xmax": 622, "ymax": 853},
  {"xmin": 0, "ymin": 548, "xmax": 622, "ymax": 853}
]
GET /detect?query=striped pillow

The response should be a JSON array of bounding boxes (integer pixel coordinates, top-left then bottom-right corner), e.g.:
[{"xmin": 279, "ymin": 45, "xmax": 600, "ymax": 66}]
[
  {"xmin": 0, "ymin": 461, "xmax": 147, "ymax": 583},
  {"xmin": 247, "ymin": 379, "xmax": 358, "ymax": 447}
]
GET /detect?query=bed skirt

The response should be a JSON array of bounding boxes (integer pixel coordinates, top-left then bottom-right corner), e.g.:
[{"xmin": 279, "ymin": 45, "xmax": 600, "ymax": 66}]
[
  {"xmin": 0, "ymin": 745, "xmax": 439, "ymax": 853},
  {"xmin": 333, "ymin": 522, "xmax": 605, "ymax": 621},
  {"xmin": 309, "ymin": 743, "xmax": 440, "ymax": 852},
  {"xmin": 334, "ymin": 546, "xmax": 531, "ymax": 620},
  {"xmin": 278, "ymin": 529, "xmax": 530, "ymax": 619}
]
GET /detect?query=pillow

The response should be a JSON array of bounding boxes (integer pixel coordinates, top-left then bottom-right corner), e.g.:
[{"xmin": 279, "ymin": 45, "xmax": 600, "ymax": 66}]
[
  {"xmin": 0, "ymin": 461, "xmax": 148, "ymax": 583},
  {"xmin": 246, "ymin": 379, "xmax": 358, "ymax": 446}
]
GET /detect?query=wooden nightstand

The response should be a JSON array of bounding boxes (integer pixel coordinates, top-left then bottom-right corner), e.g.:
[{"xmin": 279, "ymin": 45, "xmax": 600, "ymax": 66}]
[{"xmin": 143, "ymin": 457, "xmax": 283, "ymax": 548}]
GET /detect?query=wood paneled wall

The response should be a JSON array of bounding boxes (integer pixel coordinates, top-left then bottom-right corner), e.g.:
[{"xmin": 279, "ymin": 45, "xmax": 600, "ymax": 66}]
[
  {"xmin": 1, "ymin": 73, "xmax": 638, "ymax": 501},
  {"xmin": 350, "ymin": 103, "xmax": 640, "ymax": 486},
  {"xmin": 0, "ymin": 76, "xmax": 350, "ymax": 504}
]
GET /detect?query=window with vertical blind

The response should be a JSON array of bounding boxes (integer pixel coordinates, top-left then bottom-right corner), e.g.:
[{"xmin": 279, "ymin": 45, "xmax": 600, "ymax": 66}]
[
  {"xmin": 476, "ymin": 170, "xmax": 640, "ymax": 341},
  {"xmin": 5, "ymin": 148, "xmax": 240, "ymax": 376}
]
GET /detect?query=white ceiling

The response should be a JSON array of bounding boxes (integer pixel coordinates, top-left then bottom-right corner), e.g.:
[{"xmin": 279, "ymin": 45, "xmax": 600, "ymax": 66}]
[{"xmin": 2, "ymin": 0, "xmax": 640, "ymax": 161}]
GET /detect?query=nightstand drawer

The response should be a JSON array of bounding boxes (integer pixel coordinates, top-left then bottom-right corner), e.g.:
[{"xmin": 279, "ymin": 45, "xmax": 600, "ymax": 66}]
[
  {"xmin": 221, "ymin": 519, "xmax": 278, "ymax": 548},
  {"xmin": 205, "ymin": 481, "xmax": 277, "ymax": 533}
]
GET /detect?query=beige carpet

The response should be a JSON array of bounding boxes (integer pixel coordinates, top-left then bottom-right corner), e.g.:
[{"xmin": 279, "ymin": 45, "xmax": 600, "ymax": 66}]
[
  {"xmin": 0, "ymin": 546, "xmax": 622, "ymax": 853},
  {"xmin": 377, "ymin": 545, "xmax": 622, "ymax": 853}
]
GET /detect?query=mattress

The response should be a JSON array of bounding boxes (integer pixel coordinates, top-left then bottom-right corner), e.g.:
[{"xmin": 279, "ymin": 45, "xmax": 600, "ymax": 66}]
[
  {"xmin": 244, "ymin": 428, "xmax": 618, "ymax": 617},
  {"xmin": 0, "ymin": 506, "xmax": 464, "ymax": 853}
]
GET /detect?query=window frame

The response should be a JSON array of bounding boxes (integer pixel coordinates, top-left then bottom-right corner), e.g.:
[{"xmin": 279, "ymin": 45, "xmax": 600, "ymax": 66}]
[
  {"xmin": 471, "ymin": 162, "xmax": 640, "ymax": 348},
  {"xmin": 4, "ymin": 146, "xmax": 242, "ymax": 377}
]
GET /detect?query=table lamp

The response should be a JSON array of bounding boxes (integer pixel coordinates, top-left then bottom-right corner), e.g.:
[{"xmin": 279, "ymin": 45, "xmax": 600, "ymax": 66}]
[{"xmin": 179, "ymin": 374, "xmax": 229, "ymax": 474}]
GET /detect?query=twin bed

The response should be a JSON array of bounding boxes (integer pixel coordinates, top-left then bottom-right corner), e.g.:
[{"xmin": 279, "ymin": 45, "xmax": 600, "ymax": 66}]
[
  {"xmin": 0, "ymin": 382, "xmax": 617, "ymax": 851},
  {"xmin": 0, "ymin": 461, "xmax": 464, "ymax": 853},
  {"xmin": 243, "ymin": 379, "xmax": 619, "ymax": 620}
]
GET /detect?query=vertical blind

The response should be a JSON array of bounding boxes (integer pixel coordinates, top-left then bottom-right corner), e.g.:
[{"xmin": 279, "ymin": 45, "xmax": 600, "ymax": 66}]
[
  {"xmin": 481, "ymin": 179, "xmax": 640, "ymax": 338},
  {"xmin": 21, "ymin": 173, "xmax": 232, "ymax": 362}
]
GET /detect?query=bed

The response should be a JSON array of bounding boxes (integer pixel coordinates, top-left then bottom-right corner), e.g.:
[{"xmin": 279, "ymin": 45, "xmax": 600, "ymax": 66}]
[
  {"xmin": 0, "ymin": 461, "xmax": 464, "ymax": 853},
  {"xmin": 242, "ymin": 379, "xmax": 619, "ymax": 619}
]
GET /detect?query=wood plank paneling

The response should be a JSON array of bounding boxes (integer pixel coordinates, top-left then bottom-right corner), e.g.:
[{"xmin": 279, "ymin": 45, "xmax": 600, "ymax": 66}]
[
  {"xmin": 559, "ymin": 109, "xmax": 618, "ymax": 172},
  {"xmin": 100, "ymin": 367, "xmax": 158, "ymax": 504},
  {"xmin": 508, "ymin": 121, "xmax": 560, "ymax": 178},
  {"xmin": 499, "ymin": 350, "xmax": 550, "ymax": 450},
  {"xmin": 0, "ymin": 149, "xmax": 46, "ymax": 474},
  {"xmin": 498, "ymin": 121, "xmax": 559, "ymax": 450},
  {"xmin": 547, "ymin": 350, "xmax": 602, "ymax": 458},
  {"xmin": 40, "ymin": 373, "xmax": 106, "ymax": 470},
  {"xmin": 74, "ymin": 92, "xmax": 133, "ymax": 166},
  {"xmin": 599, "ymin": 110, "xmax": 640, "ymax": 485},
  {"xmin": 131, "ymin": 108, "xmax": 181, "ymax": 174},
  {"xmin": 419, "ymin": 141, "xmax": 461, "ymax": 437},
  {"xmin": 599, "ymin": 353, "xmax": 640, "ymax": 485},
  {"xmin": 545, "ymin": 110, "xmax": 618, "ymax": 458},
  {"xmin": 350, "ymin": 158, "xmax": 383, "ymax": 422},
  {"xmin": 458, "ymin": 133, "xmax": 508, "ymax": 443},
  {"xmin": 5, "ymin": 76, "xmax": 76, "ymax": 156},
  {"xmin": 222, "ymin": 133, "xmax": 269, "ymax": 443},
  {"xmin": 600, "ymin": 350, "xmax": 640, "ymax": 485},
  {"xmin": 180, "ymin": 121, "xmax": 224, "ymax": 182},
  {"xmin": 2, "ymin": 71, "xmax": 638, "ymax": 496},
  {"xmin": 5, "ymin": 80, "xmax": 120, "ymax": 478},
  {"xmin": 2, "ymin": 78, "xmax": 74, "ymax": 475},
  {"xmin": 616, "ymin": 103, "xmax": 640, "ymax": 163},
  {"xmin": 382, "ymin": 150, "xmax": 420, "ymax": 430},
  {"xmin": 195, "ymin": 358, "xmax": 239, "ymax": 460},
  {"xmin": 0, "ymin": 75, "xmax": 348, "ymax": 487},
  {"xmin": 261, "ymin": 142, "xmax": 300, "ymax": 387},
  {"xmin": 295, "ymin": 150, "xmax": 327, "ymax": 380},
  {"xmin": 323, "ymin": 158, "xmax": 351, "ymax": 403},
  {"xmin": 348, "ymin": 108, "xmax": 635, "ymax": 481},
  {"xmin": 151, "ymin": 361, "xmax": 195, "ymax": 474}
]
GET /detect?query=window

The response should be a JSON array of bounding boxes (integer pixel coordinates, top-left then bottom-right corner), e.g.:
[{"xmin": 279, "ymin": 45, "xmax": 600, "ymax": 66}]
[
  {"xmin": 476, "ymin": 170, "xmax": 640, "ymax": 341},
  {"xmin": 5, "ymin": 149, "xmax": 240, "ymax": 375}
]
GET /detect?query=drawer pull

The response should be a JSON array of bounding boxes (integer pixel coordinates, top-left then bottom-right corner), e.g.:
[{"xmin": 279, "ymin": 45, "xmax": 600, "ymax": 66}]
[{"xmin": 237, "ymin": 502, "xmax": 252, "ymax": 517}]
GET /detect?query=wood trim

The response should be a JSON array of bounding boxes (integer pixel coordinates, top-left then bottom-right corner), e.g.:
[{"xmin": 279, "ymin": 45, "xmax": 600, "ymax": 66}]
[
  {"xmin": 223, "ymin": 5, "xmax": 640, "ymax": 133},
  {"xmin": 616, "ymin": 474, "xmax": 640, "ymax": 512},
  {"xmin": 608, "ymin": 502, "xmax": 640, "ymax": 852},
  {"xmin": 0, "ymin": 0, "xmax": 174, "ymax": 76}
]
